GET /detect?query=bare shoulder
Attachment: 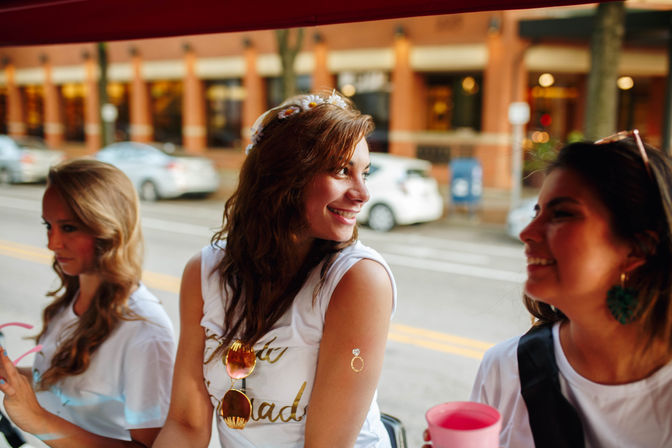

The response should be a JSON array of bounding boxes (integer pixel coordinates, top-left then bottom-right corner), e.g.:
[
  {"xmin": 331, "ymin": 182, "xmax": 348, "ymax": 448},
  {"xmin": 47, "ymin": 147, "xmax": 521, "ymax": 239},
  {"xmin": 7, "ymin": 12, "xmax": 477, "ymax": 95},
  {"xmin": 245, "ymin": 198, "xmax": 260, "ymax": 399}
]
[
  {"xmin": 180, "ymin": 251, "xmax": 204, "ymax": 316},
  {"xmin": 330, "ymin": 258, "xmax": 393, "ymax": 315}
]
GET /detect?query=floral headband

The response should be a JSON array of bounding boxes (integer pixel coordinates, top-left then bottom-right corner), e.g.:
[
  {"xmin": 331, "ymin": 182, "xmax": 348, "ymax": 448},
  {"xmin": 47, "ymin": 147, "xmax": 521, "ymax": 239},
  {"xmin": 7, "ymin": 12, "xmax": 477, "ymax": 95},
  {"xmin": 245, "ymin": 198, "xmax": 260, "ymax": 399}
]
[{"xmin": 245, "ymin": 91, "xmax": 349, "ymax": 154}]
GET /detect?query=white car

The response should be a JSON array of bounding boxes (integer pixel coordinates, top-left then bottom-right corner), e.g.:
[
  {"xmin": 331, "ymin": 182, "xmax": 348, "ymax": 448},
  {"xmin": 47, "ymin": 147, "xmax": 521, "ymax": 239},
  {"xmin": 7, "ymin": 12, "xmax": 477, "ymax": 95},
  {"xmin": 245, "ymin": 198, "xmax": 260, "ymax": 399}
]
[
  {"xmin": 506, "ymin": 196, "xmax": 537, "ymax": 240},
  {"xmin": 0, "ymin": 135, "xmax": 65, "ymax": 184},
  {"xmin": 359, "ymin": 153, "xmax": 444, "ymax": 231},
  {"xmin": 95, "ymin": 141, "xmax": 220, "ymax": 201}
]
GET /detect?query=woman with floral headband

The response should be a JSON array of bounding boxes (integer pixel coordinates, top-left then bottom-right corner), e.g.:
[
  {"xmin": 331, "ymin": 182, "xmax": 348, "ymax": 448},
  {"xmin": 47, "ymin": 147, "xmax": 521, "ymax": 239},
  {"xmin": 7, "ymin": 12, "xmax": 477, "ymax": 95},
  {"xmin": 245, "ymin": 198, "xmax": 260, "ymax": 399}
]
[
  {"xmin": 154, "ymin": 91, "xmax": 396, "ymax": 447},
  {"xmin": 467, "ymin": 133, "xmax": 672, "ymax": 447},
  {"xmin": 0, "ymin": 159, "xmax": 176, "ymax": 447}
]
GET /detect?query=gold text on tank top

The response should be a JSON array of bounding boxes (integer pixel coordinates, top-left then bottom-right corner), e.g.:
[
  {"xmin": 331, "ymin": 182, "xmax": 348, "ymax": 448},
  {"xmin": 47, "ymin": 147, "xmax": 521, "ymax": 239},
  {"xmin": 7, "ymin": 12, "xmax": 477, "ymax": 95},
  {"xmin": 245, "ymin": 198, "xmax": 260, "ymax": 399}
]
[
  {"xmin": 250, "ymin": 381, "xmax": 307, "ymax": 423},
  {"xmin": 255, "ymin": 337, "xmax": 288, "ymax": 364},
  {"xmin": 204, "ymin": 334, "xmax": 289, "ymax": 365}
]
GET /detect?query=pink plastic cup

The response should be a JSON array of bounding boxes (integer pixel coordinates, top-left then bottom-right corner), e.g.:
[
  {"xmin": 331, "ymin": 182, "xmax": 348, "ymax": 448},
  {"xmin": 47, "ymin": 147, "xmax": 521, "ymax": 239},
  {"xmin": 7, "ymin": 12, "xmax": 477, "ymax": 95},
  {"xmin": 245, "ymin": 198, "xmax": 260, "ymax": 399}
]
[{"xmin": 425, "ymin": 401, "xmax": 501, "ymax": 448}]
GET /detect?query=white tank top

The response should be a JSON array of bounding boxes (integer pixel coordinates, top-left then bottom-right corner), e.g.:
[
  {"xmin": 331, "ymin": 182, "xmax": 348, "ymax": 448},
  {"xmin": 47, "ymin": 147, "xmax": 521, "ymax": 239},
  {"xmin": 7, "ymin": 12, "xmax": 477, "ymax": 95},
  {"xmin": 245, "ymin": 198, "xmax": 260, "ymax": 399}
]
[{"xmin": 200, "ymin": 241, "xmax": 397, "ymax": 447}]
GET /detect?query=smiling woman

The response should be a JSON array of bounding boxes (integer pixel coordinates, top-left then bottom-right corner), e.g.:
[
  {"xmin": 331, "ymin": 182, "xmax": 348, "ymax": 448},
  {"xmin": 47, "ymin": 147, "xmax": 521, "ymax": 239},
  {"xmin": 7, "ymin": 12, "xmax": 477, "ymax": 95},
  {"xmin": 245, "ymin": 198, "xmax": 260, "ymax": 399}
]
[
  {"xmin": 469, "ymin": 135, "xmax": 672, "ymax": 448},
  {"xmin": 154, "ymin": 91, "xmax": 397, "ymax": 448}
]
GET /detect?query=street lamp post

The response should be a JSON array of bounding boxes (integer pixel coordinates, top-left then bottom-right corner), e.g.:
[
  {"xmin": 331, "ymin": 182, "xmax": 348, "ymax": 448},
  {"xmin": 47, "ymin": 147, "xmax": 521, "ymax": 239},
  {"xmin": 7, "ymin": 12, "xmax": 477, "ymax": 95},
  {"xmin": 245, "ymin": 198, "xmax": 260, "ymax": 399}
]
[{"xmin": 508, "ymin": 102, "xmax": 530, "ymax": 210}]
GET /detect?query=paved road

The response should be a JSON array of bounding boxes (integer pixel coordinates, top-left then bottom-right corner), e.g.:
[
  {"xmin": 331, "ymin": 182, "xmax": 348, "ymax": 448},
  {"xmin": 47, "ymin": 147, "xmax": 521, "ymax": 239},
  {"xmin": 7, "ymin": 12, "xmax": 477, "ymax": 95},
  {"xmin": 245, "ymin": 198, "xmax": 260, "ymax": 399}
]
[{"xmin": 0, "ymin": 184, "xmax": 531, "ymax": 447}]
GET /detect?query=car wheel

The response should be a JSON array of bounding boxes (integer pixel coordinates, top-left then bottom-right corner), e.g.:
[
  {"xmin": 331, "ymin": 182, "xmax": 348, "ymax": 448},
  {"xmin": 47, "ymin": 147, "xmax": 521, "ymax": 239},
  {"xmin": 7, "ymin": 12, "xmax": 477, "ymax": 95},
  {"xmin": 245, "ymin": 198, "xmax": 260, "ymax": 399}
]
[
  {"xmin": 140, "ymin": 180, "xmax": 160, "ymax": 201},
  {"xmin": 368, "ymin": 204, "xmax": 396, "ymax": 232},
  {"xmin": 0, "ymin": 168, "xmax": 11, "ymax": 185}
]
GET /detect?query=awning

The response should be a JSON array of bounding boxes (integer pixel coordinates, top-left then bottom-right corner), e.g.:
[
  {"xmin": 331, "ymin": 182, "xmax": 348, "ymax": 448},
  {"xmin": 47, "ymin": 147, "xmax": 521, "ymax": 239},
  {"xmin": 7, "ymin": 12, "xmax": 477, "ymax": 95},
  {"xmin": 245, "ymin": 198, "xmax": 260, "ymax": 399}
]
[{"xmin": 0, "ymin": 0, "xmax": 599, "ymax": 46}]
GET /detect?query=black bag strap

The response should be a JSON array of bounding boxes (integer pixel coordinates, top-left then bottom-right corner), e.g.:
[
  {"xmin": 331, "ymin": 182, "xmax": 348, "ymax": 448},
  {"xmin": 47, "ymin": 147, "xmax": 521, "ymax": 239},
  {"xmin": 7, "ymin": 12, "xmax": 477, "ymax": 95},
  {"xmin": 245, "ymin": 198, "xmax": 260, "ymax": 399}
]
[
  {"xmin": 517, "ymin": 323, "xmax": 585, "ymax": 448},
  {"xmin": 0, "ymin": 409, "xmax": 26, "ymax": 448}
]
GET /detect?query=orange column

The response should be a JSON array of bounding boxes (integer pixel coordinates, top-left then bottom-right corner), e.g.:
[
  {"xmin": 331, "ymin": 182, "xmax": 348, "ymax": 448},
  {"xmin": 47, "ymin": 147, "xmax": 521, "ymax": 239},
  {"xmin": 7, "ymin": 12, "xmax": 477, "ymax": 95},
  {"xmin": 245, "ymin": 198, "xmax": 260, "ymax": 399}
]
[
  {"xmin": 312, "ymin": 36, "xmax": 333, "ymax": 92},
  {"xmin": 129, "ymin": 52, "xmax": 153, "ymax": 142},
  {"xmin": 242, "ymin": 42, "xmax": 265, "ymax": 149},
  {"xmin": 84, "ymin": 56, "xmax": 101, "ymax": 152},
  {"xmin": 5, "ymin": 64, "xmax": 25, "ymax": 137},
  {"xmin": 182, "ymin": 49, "xmax": 207, "ymax": 152},
  {"xmin": 43, "ymin": 60, "xmax": 64, "ymax": 148},
  {"xmin": 478, "ymin": 12, "xmax": 527, "ymax": 189},
  {"xmin": 389, "ymin": 31, "xmax": 414, "ymax": 157}
]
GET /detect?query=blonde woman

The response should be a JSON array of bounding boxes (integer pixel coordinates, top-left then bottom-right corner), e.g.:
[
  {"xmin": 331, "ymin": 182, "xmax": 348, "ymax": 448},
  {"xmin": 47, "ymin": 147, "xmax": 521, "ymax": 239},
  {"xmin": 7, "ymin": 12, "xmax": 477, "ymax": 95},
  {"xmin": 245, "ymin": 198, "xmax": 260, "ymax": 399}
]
[{"xmin": 0, "ymin": 159, "xmax": 176, "ymax": 447}]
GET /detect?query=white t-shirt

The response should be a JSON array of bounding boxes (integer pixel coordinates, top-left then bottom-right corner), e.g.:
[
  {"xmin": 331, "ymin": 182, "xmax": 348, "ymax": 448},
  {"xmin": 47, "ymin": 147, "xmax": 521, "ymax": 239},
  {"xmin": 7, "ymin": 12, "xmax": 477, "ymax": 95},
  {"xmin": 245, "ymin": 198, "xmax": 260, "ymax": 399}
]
[
  {"xmin": 470, "ymin": 322, "xmax": 672, "ymax": 448},
  {"xmin": 33, "ymin": 284, "xmax": 176, "ymax": 441},
  {"xmin": 200, "ymin": 241, "xmax": 397, "ymax": 448}
]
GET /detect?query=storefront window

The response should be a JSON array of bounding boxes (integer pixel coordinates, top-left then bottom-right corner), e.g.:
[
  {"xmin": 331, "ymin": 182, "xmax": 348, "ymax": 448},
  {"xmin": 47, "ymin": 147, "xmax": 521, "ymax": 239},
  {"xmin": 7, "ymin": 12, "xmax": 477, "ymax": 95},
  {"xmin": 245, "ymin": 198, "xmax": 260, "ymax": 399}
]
[
  {"xmin": 617, "ymin": 76, "xmax": 649, "ymax": 134},
  {"xmin": 24, "ymin": 85, "xmax": 44, "ymax": 138},
  {"xmin": 150, "ymin": 81, "xmax": 183, "ymax": 145},
  {"xmin": 528, "ymin": 72, "xmax": 581, "ymax": 141},
  {"xmin": 107, "ymin": 82, "xmax": 130, "ymax": 141},
  {"xmin": 0, "ymin": 86, "xmax": 6, "ymax": 134},
  {"xmin": 425, "ymin": 73, "xmax": 482, "ymax": 132},
  {"xmin": 206, "ymin": 80, "xmax": 243, "ymax": 148},
  {"xmin": 61, "ymin": 83, "xmax": 85, "ymax": 142},
  {"xmin": 266, "ymin": 75, "xmax": 312, "ymax": 108},
  {"xmin": 338, "ymin": 71, "xmax": 390, "ymax": 153}
]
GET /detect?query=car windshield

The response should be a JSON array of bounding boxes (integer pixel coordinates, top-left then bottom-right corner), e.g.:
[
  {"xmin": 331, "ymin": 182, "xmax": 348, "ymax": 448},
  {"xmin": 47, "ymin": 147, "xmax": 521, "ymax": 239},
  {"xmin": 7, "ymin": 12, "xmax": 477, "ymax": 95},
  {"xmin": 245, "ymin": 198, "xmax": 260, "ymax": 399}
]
[
  {"xmin": 406, "ymin": 168, "xmax": 430, "ymax": 179},
  {"xmin": 14, "ymin": 137, "xmax": 48, "ymax": 149}
]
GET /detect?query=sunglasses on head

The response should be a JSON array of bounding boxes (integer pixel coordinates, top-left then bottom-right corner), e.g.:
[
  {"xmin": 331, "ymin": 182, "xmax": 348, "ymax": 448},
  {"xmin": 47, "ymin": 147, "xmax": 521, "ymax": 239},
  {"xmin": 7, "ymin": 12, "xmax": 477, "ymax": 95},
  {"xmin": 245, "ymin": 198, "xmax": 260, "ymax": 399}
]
[
  {"xmin": 218, "ymin": 340, "xmax": 256, "ymax": 430},
  {"xmin": 0, "ymin": 322, "xmax": 43, "ymax": 366},
  {"xmin": 595, "ymin": 129, "xmax": 653, "ymax": 179}
]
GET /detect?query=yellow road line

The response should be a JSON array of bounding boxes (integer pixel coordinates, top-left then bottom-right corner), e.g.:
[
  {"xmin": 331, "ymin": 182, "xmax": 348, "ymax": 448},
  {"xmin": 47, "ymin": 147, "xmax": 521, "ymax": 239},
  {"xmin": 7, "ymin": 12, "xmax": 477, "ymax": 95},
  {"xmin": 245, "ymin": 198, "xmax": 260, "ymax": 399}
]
[
  {"xmin": 0, "ymin": 240, "xmax": 180, "ymax": 294},
  {"xmin": 0, "ymin": 239, "xmax": 493, "ymax": 360}
]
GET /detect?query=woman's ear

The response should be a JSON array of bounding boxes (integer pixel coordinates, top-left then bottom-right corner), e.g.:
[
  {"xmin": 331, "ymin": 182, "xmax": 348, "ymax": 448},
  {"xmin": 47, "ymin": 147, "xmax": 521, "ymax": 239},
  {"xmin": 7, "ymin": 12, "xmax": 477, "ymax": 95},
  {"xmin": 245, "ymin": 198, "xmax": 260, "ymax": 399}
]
[{"xmin": 625, "ymin": 230, "xmax": 659, "ymax": 271}]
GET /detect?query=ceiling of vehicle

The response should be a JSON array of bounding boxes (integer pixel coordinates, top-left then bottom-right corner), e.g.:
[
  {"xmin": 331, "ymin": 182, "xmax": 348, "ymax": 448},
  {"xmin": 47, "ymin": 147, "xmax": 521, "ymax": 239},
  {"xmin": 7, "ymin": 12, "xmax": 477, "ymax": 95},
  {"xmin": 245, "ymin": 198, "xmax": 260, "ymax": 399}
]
[{"xmin": 0, "ymin": 0, "xmax": 599, "ymax": 46}]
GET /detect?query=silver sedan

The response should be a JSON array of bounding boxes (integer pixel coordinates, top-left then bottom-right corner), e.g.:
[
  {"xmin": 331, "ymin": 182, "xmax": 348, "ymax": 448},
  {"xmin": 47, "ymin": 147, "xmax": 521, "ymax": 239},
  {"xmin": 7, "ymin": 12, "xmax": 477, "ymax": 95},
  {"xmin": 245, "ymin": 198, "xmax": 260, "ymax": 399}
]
[{"xmin": 95, "ymin": 141, "xmax": 220, "ymax": 201}]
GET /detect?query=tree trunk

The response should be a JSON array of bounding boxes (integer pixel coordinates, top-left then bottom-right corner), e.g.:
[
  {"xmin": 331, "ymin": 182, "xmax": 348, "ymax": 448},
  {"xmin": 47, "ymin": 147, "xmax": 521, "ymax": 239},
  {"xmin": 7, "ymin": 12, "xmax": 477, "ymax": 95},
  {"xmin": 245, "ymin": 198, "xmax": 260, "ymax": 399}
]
[
  {"xmin": 97, "ymin": 42, "xmax": 111, "ymax": 146},
  {"xmin": 275, "ymin": 28, "xmax": 304, "ymax": 100},
  {"xmin": 584, "ymin": 2, "xmax": 626, "ymax": 141}
]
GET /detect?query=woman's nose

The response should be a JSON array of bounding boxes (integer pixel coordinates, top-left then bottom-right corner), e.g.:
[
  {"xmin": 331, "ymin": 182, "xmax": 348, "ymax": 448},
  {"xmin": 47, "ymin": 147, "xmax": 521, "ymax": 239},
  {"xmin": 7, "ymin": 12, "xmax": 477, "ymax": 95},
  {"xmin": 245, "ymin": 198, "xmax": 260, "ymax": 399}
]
[
  {"xmin": 348, "ymin": 176, "xmax": 370, "ymax": 203},
  {"xmin": 519, "ymin": 215, "xmax": 541, "ymax": 244},
  {"xmin": 47, "ymin": 230, "xmax": 62, "ymax": 250}
]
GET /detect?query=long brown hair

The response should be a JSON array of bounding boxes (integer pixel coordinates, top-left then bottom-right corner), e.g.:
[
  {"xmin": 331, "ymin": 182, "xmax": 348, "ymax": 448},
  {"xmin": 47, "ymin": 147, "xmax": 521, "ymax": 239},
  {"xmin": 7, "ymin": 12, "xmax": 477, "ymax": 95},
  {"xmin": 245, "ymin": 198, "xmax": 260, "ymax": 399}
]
[
  {"xmin": 524, "ymin": 139, "xmax": 672, "ymax": 355},
  {"xmin": 211, "ymin": 92, "xmax": 374, "ymax": 347},
  {"xmin": 36, "ymin": 158, "xmax": 144, "ymax": 388}
]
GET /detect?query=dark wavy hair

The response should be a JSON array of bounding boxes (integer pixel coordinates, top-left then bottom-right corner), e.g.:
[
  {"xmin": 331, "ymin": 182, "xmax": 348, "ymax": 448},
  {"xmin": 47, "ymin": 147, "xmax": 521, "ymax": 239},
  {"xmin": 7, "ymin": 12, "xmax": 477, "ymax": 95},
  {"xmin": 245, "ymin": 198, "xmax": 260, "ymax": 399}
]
[
  {"xmin": 36, "ymin": 158, "xmax": 143, "ymax": 389},
  {"xmin": 211, "ymin": 92, "xmax": 374, "ymax": 347},
  {"xmin": 524, "ymin": 137, "xmax": 672, "ymax": 354}
]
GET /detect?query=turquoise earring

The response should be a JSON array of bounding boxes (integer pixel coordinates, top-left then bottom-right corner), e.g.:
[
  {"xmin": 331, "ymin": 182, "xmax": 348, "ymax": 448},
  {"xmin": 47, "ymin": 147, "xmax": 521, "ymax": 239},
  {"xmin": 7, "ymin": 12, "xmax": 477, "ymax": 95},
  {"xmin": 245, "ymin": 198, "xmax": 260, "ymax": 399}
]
[{"xmin": 606, "ymin": 272, "xmax": 638, "ymax": 324}]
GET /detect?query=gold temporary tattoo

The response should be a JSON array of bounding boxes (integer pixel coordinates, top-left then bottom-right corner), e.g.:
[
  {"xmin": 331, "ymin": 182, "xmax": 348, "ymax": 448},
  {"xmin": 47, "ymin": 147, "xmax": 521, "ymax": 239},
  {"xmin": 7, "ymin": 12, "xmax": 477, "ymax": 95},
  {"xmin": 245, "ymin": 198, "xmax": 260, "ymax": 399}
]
[{"xmin": 350, "ymin": 348, "xmax": 364, "ymax": 373}]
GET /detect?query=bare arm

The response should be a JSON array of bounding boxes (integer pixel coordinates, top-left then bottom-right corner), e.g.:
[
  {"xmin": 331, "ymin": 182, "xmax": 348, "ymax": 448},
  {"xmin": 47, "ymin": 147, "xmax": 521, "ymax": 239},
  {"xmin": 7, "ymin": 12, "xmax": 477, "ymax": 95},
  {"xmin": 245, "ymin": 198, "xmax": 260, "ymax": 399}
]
[
  {"xmin": 304, "ymin": 258, "xmax": 394, "ymax": 448},
  {"xmin": 0, "ymin": 350, "xmax": 159, "ymax": 447},
  {"xmin": 153, "ymin": 253, "xmax": 214, "ymax": 447}
]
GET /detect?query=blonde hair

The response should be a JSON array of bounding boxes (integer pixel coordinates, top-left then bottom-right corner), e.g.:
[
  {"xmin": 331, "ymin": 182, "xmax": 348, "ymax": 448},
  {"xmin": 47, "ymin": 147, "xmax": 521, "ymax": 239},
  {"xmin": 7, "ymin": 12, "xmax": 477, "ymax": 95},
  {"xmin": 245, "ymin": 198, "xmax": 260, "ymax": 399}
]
[{"xmin": 36, "ymin": 158, "xmax": 144, "ymax": 388}]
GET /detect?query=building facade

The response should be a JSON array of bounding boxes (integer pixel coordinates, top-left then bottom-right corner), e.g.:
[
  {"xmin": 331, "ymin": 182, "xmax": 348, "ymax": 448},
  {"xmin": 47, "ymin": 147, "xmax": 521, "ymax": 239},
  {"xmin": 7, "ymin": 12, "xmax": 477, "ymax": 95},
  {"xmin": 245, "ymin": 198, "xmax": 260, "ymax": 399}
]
[{"xmin": 0, "ymin": 6, "xmax": 667, "ymax": 189}]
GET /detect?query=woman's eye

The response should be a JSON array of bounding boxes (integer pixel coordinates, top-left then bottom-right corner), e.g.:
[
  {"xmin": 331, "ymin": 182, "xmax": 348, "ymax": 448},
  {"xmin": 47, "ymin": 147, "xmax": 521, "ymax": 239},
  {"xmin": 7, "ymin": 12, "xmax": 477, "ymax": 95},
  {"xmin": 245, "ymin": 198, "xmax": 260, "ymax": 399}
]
[
  {"xmin": 551, "ymin": 209, "xmax": 573, "ymax": 219},
  {"xmin": 335, "ymin": 167, "xmax": 348, "ymax": 176},
  {"xmin": 42, "ymin": 220, "xmax": 51, "ymax": 230},
  {"xmin": 363, "ymin": 171, "xmax": 370, "ymax": 181},
  {"xmin": 62, "ymin": 224, "xmax": 78, "ymax": 233}
]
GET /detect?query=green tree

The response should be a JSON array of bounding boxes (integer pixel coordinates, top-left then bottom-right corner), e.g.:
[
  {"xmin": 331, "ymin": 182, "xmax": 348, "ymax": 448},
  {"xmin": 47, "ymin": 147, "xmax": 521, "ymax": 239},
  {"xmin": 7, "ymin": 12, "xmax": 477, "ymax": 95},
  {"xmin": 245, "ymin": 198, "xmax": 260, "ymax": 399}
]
[
  {"xmin": 584, "ymin": 2, "xmax": 626, "ymax": 140},
  {"xmin": 97, "ymin": 42, "xmax": 112, "ymax": 146},
  {"xmin": 275, "ymin": 28, "xmax": 304, "ymax": 99}
]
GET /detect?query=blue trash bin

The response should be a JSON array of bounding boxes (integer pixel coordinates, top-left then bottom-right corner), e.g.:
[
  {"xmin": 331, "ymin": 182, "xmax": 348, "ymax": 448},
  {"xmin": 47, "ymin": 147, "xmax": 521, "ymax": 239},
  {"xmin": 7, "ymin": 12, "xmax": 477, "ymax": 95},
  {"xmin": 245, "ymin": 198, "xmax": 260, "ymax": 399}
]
[{"xmin": 450, "ymin": 158, "xmax": 482, "ymax": 210}]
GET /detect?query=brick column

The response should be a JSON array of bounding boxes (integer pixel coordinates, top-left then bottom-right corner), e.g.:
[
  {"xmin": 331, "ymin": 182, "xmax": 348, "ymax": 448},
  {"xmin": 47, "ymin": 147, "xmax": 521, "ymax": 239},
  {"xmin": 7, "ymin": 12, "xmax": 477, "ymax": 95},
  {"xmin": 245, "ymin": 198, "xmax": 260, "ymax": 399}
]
[
  {"xmin": 129, "ymin": 52, "xmax": 153, "ymax": 142},
  {"xmin": 478, "ymin": 12, "xmax": 527, "ymax": 189},
  {"xmin": 5, "ymin": 64, "xmax": 25, "ymax": 137},
  {"xmin": 84, "ymin": 56, "xmax": 101, "ymax": 152},
  {"xmin": 43, "ymin": 60, "xmax": 64, "ymax": 148},
  {"xmin": 182, "ymin": 48, "xmax": 207, "ymax": 152},
  {"xmin": 389, "ymin": 30, "xmax": 414, "ymax": 157},
  {"xmin": 312, "ymin": 34, "xmax": 333, "ymax": 92},
  {"xmin": 242, "ymin": 41, "xmax": 265, "ymax": 149}
]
